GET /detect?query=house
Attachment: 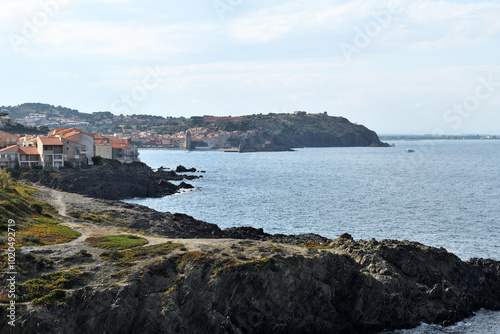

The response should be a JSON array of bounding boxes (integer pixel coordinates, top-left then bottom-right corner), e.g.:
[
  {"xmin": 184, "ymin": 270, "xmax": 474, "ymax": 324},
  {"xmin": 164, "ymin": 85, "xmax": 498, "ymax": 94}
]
[
  {"xmin": 18, "ymin": 146, "xmax": 40, "ymax": 169},
  {"xmin": 63, "ymin": 139, "xmax": 88, "ymax": 168},
  {"xmin": 49, "ymin": 128, "xmax": 95, "ymax": 163},
  {"xmin": 0, "ymin": 130, "xmax": 19, "ymax": 148},
  {"xmin": 95, "ymin": 142, "xmax": 113, "ymax": 159},
  {"xmin": 0, "ymin": 146, "xmax": 18, "ymax": 169},
  {"xmin": 37, "ymin": 137, "xmax": 64, "ymax": 168},
  {"xmin": 94, "ymin": 135, "xmax": 139, "ymax": 163}
]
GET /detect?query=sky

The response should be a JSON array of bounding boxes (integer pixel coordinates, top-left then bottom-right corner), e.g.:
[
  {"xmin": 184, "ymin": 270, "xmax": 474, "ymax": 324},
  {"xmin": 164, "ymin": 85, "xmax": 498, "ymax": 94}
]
[{"xmin": 1, "ymin": 0, "xmax": 499, "ymax": 135}]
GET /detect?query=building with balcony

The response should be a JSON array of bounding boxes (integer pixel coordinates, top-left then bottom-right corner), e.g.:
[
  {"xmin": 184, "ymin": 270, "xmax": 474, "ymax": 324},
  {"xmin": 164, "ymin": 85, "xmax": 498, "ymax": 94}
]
[
  {"xmin": 0, "ymin": 146, "xmax": 18, "ymax": 169},
  {"xmin": 37, "ymin": 137, "xmax": 64, "ymax": 168},
  {"xmin": 18, "ymin": 146, "xmax": 40, "ymax": 169}
]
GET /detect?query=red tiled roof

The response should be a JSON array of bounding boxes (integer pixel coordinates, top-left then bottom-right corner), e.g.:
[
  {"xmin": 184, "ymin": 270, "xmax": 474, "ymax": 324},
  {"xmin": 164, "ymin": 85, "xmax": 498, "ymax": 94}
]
[
  {"xmin": 18, "ymin": 147, "xmax": 39, "ymax": 155},
  {"xmin": 52, "ymin": 128, "xmax": 93, "ymax": 137},
  {"xmin": 38, "ymin": 137, "xmax": 63, "ymax": 146},
  {"xmin": 111, "ymin": 143, "xmax": 131, "ymax": 149},
  {"xmin": 0, "ymin": 145, "xmax": 18, "ymax": 153}
]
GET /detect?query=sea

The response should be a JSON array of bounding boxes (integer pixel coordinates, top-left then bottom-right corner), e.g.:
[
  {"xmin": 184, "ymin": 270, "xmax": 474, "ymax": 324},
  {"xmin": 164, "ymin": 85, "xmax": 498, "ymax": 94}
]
[{"xmin": 124, "ymin": 140, "xmax": 500, "ymax": 333}]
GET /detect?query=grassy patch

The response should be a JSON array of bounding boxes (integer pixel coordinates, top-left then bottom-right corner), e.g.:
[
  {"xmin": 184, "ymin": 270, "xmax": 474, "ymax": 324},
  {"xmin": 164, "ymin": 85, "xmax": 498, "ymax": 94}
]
[
  {"xmin": 0, "ymin": 182, "xmax": 80, "ymax": 248},
  {"xmin": 86, "ymin": 235, "xmax": 148, "ymax": 250},
  {"xmin": 17, "ymin": 267, "xmax": 84, "ymax": 306},
  {"xmin": 16, "ymin": 222, "xmax": 81, "ymax": 246},
  {"xmin": 101, "ymin": 242, "xmax": 182, "ymax": 266},
  {"xmin": 299, "ymin": 241, "xmax": 333, "ymax": 249}
]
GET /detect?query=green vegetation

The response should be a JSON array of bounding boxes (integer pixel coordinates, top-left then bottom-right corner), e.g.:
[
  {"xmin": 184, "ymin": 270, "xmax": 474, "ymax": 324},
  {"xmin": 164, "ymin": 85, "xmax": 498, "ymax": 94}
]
[
  {"xmin": 86, "ymin": 235, "xmax": 148, "ymax": 250},
  {"xmin": 68, "ymin": 210, "xmax": 126, "ymax": 225},
  {"xmin": 0, "ymin": 181, "xmax": 81, "ymax": 248},
  {"xmin": 100, "ymin": 242, "xmax": 182, "ymax": 266},
  {"xmin": 0, "ymin": 168, "xmax": 13, "ymax": 190},
  {"xmin": 299, "ymin": 242, "xmax": 333, "ymax": 250},
  {"xmin": 76, "ymin": 249, "xmax": 92, "ymax": 258},
  {"xmin": 17, "ymin": 267, "xmax": 84, "ymax": 306},
  {"xmin": 111, "ymin": 270, "xmax": 132, "ymax": 280},
  {"xmin": 213, "ymin": 257, "xmax": 276, "ymax": 275}
]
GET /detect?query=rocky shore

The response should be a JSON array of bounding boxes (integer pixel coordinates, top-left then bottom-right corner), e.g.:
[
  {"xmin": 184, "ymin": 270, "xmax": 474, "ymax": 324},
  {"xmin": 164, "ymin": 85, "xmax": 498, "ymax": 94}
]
[
  {"xmin": 13, "ymin": 161, "xmax": 200, "ymax": 200},
  {"xmin": 1, "ymin": 186, "xmax": 499, "ymax": 334}
]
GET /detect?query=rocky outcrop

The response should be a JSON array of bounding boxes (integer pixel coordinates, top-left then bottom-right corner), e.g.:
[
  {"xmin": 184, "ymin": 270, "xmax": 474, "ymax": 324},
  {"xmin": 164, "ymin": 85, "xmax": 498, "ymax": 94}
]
[
  {"xmin": 175, "ymin": 165, "xmax": 197, "ymax": 173},
  {"xmin": 3, "ymin": 236, "xmax": 499, "ymax": 334},
  {"xmin": 16, "ymin": 161, "xmax": 200, "ymax": 200},
  {"xmin": 245, "ymin": 113, "xmax": 390, "ymax": 149}
]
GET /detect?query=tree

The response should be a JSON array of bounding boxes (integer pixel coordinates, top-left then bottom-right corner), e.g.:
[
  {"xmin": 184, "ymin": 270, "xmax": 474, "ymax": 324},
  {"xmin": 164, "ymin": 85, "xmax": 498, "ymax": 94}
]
[{"xmin": 0, "ymin": 112, "xmax": 8, "ymax": 117}]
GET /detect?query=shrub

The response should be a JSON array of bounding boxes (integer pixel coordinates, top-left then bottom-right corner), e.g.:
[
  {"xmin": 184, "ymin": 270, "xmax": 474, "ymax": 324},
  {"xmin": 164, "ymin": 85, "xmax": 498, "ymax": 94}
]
[
  {"xmin": 64, "ymin": 161, "xmax": 74, "ymax": 168},
  {"xmin": 0, "ymin": 168, "xmax": 13, "ymax": 190},
  {"xmin": 101, "ymin": 250, "xmax": 125, "ymax": 260},
  {"xmin": 68, "ymin": 211, "xmax": 82, "ymax": 219},
  {"xmin": 91, "ymin": 156, "xmax": 103, "ymax": 165},
  {"xmin": 30, "ymin": 202, "xmax": 44, "ymax": 214},
  {"xmin": 22, "ymin": 234, "xmax": 43, "ymax": 245},
  {"xmin": 77, "ymin": 249, "xmax": 92, "ymax": 258}
]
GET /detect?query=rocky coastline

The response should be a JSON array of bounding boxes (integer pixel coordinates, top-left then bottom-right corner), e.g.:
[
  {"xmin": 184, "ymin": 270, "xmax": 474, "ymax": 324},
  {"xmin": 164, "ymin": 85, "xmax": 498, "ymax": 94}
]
[
  {"xmin": 13, "ymin": 161, "xmax": 201, "ymax": 200},
  {"xmin": 1, "ymin": 184, "xmax": 499, "ymax": 334}
]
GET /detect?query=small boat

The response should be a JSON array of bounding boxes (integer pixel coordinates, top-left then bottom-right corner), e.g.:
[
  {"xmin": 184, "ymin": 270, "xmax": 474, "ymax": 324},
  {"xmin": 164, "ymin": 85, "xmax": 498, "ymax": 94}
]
[{"xmin": 405, "ymin": 149, "xmax": 415, "ymax": 153}]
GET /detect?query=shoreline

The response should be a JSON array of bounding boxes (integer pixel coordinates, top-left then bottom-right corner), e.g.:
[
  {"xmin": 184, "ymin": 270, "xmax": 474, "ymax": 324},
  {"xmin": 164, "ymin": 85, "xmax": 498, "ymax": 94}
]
[{"xmin": 1, "ymin": 184, "xmax": 499, "ymax": 333}]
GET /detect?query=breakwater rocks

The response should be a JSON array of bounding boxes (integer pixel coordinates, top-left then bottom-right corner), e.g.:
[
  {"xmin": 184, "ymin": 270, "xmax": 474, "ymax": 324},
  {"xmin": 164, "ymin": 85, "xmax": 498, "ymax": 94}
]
[{"xmin": 16, "ymin": 161, "xmax": 200, "ymax": 200}]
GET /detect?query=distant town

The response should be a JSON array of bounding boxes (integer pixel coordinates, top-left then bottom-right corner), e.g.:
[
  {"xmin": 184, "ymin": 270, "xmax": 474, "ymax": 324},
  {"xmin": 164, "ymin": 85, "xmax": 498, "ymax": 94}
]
[{"xmin": 0, "ymin": 103, "xmax": 290, "ymax": 150}]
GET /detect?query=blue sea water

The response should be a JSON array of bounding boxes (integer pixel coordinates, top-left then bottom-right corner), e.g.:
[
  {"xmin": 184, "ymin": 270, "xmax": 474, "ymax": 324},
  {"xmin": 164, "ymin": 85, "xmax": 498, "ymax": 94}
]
[
  {"xmin": 126, "ymin": 140, "xmax": 500, "ymax": 261},
  {"xmin": 124, "ymin": 140, "xmax": 500, "ymax": 333}
]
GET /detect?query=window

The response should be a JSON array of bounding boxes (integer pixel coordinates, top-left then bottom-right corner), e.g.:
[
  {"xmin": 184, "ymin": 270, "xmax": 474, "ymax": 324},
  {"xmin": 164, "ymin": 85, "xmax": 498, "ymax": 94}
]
[
  {"xmin": 0, "ymin": 154, "xmax": 5, "ymax": 159},
  {"xmin": 54, "ymin": 155, "xmax": 63, "ymax": 160}
]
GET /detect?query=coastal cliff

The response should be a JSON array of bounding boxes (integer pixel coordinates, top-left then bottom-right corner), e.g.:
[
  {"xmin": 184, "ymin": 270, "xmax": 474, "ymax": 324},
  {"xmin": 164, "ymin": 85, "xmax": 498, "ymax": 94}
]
[
  {"xmin": 244, "ymin": 113, "xmax": 389, "ymax": 149},
  {"xmin": 1, "ymin": 186, "xmax": 499, "ymax": 334}
]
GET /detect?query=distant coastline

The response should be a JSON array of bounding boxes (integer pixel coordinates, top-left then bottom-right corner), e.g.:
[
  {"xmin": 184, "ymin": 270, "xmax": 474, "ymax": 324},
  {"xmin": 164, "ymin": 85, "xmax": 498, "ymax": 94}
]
[{"xmin": 380, "ymin": 134, "xmax": 500, "ymax": 141}]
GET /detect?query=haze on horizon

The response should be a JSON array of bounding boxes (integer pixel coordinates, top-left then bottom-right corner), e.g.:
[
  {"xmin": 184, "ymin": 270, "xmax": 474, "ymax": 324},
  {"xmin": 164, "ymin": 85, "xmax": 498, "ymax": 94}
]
[{"xmin": 1, "ymin": 0, "xmax": 499, "ymax": 135}]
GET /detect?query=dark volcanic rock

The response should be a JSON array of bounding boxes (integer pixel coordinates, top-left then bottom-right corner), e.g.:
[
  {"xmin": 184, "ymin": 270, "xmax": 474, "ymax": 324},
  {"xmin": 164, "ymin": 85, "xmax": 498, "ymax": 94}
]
[
  {"xmin": 4, "ymin": 239, "xmax": 499, "ymax": 334},
  {"xmin": 17, "ymin": 161, "xmax": 195, "ymax": 200},
  {"xmin": 175, "ymin": 165, "xmax": 197, "ymax": 173}
]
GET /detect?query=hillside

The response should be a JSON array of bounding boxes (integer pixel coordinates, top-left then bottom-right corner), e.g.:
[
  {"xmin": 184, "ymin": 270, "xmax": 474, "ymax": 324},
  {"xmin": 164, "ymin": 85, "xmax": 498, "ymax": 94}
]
[
  {"xmin": 1, "ymin": 103, "xmax": 388, "ymax": 148},
  {"xmin": 245, "ymin": 112, "xmax": 388, "ymax": 147}
]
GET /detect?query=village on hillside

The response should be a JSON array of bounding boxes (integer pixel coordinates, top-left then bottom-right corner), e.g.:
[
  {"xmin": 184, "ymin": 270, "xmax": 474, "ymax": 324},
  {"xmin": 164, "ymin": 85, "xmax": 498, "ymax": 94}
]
[{"xmin": 1, "ymin": 105, "xmax": 266, "ymax": 150}]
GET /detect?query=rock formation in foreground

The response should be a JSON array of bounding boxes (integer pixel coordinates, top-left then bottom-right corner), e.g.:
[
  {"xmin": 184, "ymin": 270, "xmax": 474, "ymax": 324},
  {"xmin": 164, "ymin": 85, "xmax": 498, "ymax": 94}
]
[{"xmin": 1, "ymin": 186, "xmax": 499, "ymax": 334}]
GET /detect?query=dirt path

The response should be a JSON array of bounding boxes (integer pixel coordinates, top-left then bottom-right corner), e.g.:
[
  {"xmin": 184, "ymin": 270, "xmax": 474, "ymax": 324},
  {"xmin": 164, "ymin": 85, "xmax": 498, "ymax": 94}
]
[{"xmin": 24, "ymin": 185, "xmax": 310, "ymax": 266}]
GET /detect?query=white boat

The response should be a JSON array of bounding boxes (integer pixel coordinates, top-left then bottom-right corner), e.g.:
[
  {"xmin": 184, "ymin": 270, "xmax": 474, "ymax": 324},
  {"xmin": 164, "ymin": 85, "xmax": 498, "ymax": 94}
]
[{"xmin": 405, "ymin": 149, "xmax": 415, "ymax": 153}]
